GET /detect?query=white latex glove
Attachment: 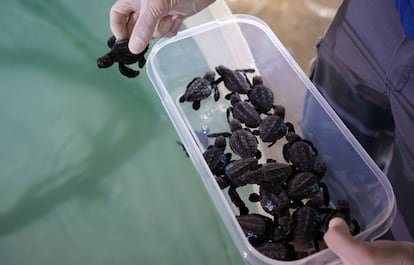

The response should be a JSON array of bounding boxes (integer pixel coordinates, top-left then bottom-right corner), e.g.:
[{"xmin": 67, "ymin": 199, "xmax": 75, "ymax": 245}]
[
  {"xmin": 324, "ymin": 218, "xmax": 414, "ymax": 265},
  {"xmin": 110, "ymin": 0, "xmax": 216, "ymax": 54}
]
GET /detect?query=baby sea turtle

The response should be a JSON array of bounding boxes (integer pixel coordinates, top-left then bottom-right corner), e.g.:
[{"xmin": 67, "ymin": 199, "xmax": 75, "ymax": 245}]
[
  {"xmin": 215, "ymin": 157, "xmax": 260, "ymax": 215},
  {"xmin": 97, "ymin": 35, "xmax": 148, "ymax": 78},
  {"xmin": 247, "ymin": 75, "xmax": 275, "ymax": 114},
  {"xmin": 179, "ymin": 71, "xmax": 219, "ymax": 110},
  {"xmin": 246, "ymin": 159, "xmax": 292, "ymax": 186},
  {"xmin": 287, "ymin": 172, "xmax": 330, "ymax": 206},
  {"xmin": 208, "ymin": 119, "xmax": 262, "ymax": 159},
  {"xmin": 276, "ymin": 208, "xmax": 294, "ymax": 234},
  {"xmin": 253, "ymin": 113, "xmax": 287, "ymax": 147},
  {"xmin": 227, "ymin": 93, "xmax": 261, "ymax": 128},
  {"xmin": 215, "ymin": 65, "xmax": 255, "ymax": 99},
  {"xmin": 249, "ymin": 183, "xmax": 290, "ymax": 217},
  {"xmin": 291, "ymin": 204, "xmax": 322, "ymax": 252},
  {"xmin": 319, "ymin": 199, "xmax": 360, "ymax": 236},
  {"xmin": 283, "ymin": 122, "xmax": 318, "ymax": 172},
  {"xmin": 203, "ymin": 135, "xmax": 232, "ymax": 176},
  {"xmin": 236, "ymin": 213, "xmax": 287, "ymax": 246},
  {"xmin": 258, "ymin": 159, "xmax": 293, "ymax": 184},
  {"xmin": 223, "ymin": 157, "xmax": 260, "ymax": 188},
  {"xmin": 255, "ymin": 242, "xmax": 297, "ymax": 261}
]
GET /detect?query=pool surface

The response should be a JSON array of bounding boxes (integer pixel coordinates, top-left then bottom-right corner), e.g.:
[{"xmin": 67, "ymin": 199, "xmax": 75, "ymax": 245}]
[{"xmin": 0, "ymin": 1, "xmax": 243, "ymax": 264}]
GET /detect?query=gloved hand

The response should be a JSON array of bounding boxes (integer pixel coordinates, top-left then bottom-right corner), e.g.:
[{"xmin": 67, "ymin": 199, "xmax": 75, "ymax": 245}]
[
  {"xmin": 110, "ymin": 0, "xmax": 216, "ymax": 54},
  {"xmin": 324, "ymin": 217, "xmax": 414, "ymax": 265}
]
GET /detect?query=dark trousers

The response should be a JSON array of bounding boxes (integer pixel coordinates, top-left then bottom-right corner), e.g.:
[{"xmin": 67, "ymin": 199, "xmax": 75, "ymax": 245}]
[{"xmin": 308, "ymin": 0, "xmax": 414, "ymax": 241}]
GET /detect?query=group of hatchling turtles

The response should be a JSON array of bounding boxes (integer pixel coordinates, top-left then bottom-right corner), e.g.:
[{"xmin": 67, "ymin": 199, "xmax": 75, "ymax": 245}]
[
  {"xmin": 179, "ymin": 65, "xmax": 360, "ymax": 261},
  {"xmin": 95, "ymin": 36, "xmax": 361, "ymax": 261}
]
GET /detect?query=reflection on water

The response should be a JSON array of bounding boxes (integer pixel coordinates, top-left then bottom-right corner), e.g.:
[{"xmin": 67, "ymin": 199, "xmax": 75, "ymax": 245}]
[
  {"xmin": 0, "ymin": 110, "xmax": 146, "ymax": 236},
  {"xmin": 0, "ymin": 62, "xmax": 241, "ymax": 264}
]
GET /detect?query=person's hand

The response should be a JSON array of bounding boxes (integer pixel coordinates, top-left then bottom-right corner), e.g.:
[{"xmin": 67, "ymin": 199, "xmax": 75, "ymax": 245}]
[
  {"xmin": 324, "ymin": 217, "xmax": 414, "ymax": 265},
  {"xmin": 110, "ymin": 0, "xmax": 216, "ymax": 54}
]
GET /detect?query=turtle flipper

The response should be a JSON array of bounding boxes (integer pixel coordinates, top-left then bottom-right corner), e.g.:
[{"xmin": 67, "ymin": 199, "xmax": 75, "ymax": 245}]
[{"xmin": 119, "ymin": 64, "xmax": 139, "ymax": 78}]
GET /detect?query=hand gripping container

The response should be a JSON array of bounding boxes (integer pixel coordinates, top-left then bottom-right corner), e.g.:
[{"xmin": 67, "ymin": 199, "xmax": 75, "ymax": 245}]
[{"xmin": 146, "ymin": 15, "xmax": 396, "ymax": 265}]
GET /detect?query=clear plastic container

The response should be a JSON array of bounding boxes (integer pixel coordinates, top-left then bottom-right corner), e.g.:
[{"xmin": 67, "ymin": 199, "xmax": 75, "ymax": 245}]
[{"xmin": 146, "ymin": 15, "xmax": 396, "ymax": 265}]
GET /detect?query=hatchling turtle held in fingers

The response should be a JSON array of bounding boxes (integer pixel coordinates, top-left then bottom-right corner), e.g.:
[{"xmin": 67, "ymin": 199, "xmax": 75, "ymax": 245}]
[
  {"xmin": 283, "ymin": 122, "xmax": 319, "ymax": 172},
  {"xmin": 226, "ymin": 93, "xmax": 261, "ymax": 128},
  {"xmin": 97, "ymin": 35, "xmax": 149, "ymax": 78},
  {"xmin": 214, "ymin": 65, "xmax": 255, "ymax": 99},
  {"xmin": 208, "ymin": 119, "xmax": 262, "ymax": 159},
  {"xmin": 203, "ymin": 135, "xmax": 232, "ymax": 176}
]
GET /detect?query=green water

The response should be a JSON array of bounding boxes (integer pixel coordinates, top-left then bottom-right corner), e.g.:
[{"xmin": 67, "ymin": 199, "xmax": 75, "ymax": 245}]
[{"xmin": 0, "ymin": 1, "xmax": 242, "ymax": 264}]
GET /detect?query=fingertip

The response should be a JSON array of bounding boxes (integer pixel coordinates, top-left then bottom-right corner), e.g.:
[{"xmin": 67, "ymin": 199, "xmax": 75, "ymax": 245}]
[
  {"xmin": 324, "ymin": 217, "xmax": 364, "ymax": 264},
  {"xmin": 129, "ymin": 11, "xmax": 160, "ymax": 54},
  {"xmin": 110, "ymin": 22, "xmax": 128, "ymax": 40},
  {"xmin": 128, "ymin": 36, "xmax": 147, "ymax": 54},
  {"xmin": 110, "ymin": 4, "xmax": 130, "ymax": 40},
  {"xmin": 329, "ymin": 217, "xmax": 348, "ymax": 229},
  {"xmin": 324, "ymin": 217, "xmax": 352, "ymax": 245}
]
